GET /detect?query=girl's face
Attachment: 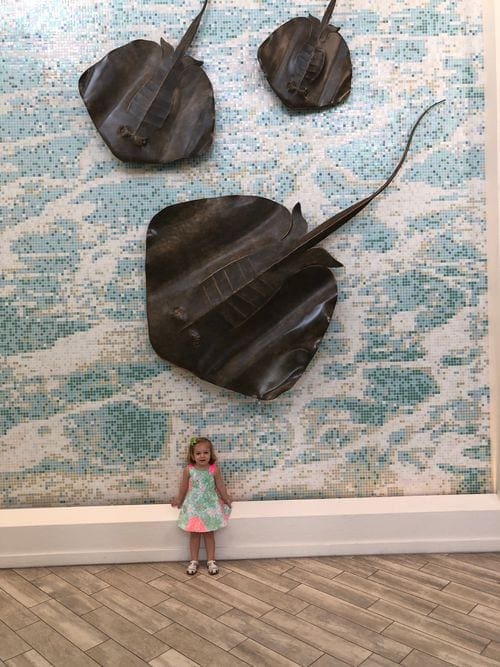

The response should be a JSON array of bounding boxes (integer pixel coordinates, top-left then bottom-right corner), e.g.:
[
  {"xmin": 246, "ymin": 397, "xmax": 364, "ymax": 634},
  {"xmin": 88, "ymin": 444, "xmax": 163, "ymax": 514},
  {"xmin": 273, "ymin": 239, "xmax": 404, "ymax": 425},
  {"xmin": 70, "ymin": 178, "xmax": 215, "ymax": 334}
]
[{"xmin": 192, "ymin": 441, "xmax": 211, "ymax": 467}]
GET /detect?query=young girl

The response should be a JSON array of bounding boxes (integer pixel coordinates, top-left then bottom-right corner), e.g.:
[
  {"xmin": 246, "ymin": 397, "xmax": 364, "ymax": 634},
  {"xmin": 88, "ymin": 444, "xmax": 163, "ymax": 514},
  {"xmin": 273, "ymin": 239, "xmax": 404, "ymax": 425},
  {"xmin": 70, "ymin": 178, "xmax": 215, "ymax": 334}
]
[{"xmin": 172, "ymin": 436, "xmax": 231, "ymax": 575}]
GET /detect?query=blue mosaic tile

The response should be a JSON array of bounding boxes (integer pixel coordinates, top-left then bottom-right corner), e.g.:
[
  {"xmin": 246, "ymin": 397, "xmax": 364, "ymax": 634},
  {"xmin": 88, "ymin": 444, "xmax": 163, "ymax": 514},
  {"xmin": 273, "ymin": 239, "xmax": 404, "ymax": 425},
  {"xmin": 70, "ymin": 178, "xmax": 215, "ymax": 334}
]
[{"xmin": 0, "ymin": 0, "xmax": 491, "ymax": 507}]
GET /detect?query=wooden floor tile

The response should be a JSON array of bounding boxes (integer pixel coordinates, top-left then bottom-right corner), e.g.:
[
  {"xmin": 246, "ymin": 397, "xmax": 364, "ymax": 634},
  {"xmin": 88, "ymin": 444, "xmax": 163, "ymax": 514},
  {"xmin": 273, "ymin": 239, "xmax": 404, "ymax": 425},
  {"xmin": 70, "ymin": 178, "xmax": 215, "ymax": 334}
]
[
  {"xmin": 31, "ymin": 599, "xmax": 107, "ymax": 650},
  {"xmin": 320, "ymin": 557, "xmax": 377, "ymax": 578},
  {"xmin": 297, "ymin": 604, "xmax": 411, "ymax": 663},
  {"xmin": 360, "ymin": 556, "xmax": 449, "ymax": 589},
  {"xmin": 13, "ymin": 569, "xmax": 51, "ymax": 583},
  {"xmin": 149, "ymin": 648, "xmax": 201, "ymax": 666},
  {"xmin": 383, "ymin": 622, "xmax": 500, "ymax": 667},
  {"xmin": 94, "ymin": 568, "xmax": 168, "ymax": 606},
  {"xmin": 4, "ymin": 648, "xmax": 53, "ymax": 666},
  {"xmin": 155, "ymin": 597, "xmax": 245, "ymax": 651},
  {"xmin": 82, "ymin": 565, "xmax": 110, "ymax": 575},
  {"xmin": 17, "ymin": 621, "xmax": 99, "ymax": 666},
  {"xmin": 478, "ymin": 553, "xmax": 500, "ymax": 562},
  {"xmin": 425, "ymin": 555, "xmax": 500, "ymax": 583},
  {"xmin": 369, "ymin": 570, "xmax": 475, "ymax": 613},
  {"xmin": 92, "ymin": 586, "xmax": 172, "ymax": 633},
  {"xmin": 35, "ymin": 573, "xmax": 85, "ymax": 599},
  {"xmin": 483, "ymin": 642, "xmax": 500, "ymax": 662},
  {"xmin": 369, "ymin": 599, "xmax": 489, "ymax": 653},
  {"xmin": 148, "ymin": 574, "xmax": 177, "ymax": 596},
  {"xmin": 450, "ymin": 554, "xmax": 500, "ymax": 574},
  {"xmin": 358, "ymin": 654, "xmax": 400, "ymax": 666},
  {"xmin": 442, "ymin": 582, "xmax": 500, "ymax": 611},
  {"xmin": 148, "ymin": 562, "xmax": 193, "ymax": 582},
  {"xmin": 290, "ymin": 584, "xmax": 390, "ymax": 632},
  {"xmin": 218, "ymin": 608, "xmax": 323, "ymax": 665},
  {"xmin": 186, "ymin": 573, "xmax": 274, "ymax": 617},
  {"xmin": 168, "ymin": 581, "xmax": 232, "ymax": 617},
  {"xmin": 334, "ymin": 571, "xmax": 436, "ymax": 615},
  {"xmin": 0, "ymin": 572, "xmax": 50, "ymax": 608},
  {"xmin": 47, "ymin": 567, "xmax": 108, "ymax": 596},
  {"xmin": 429, "ymin": 604, "xmax": 500, "ymax": 642},
  {"xmin": 262, "ymin": 607, "xmax": 371, "ymax": 665},
  {"xmin": 155, "ymin": 623, "xmax": 247, "ymax": 666},
  {"xmin": 225, "ymin": 561, "xmax": 299, "ymax": 593},
  {"xmin": 86, "ymin": 638, "xmax": 150, "ymax": 666},
  {"xmin": 55, "ymin": 590, "xmax": 102, "ymax": 616},
  {"xmin": 470, "ymin": 603, "xmax": 500, "ymax": 625},
  {"xmin": 379, "ymin": 554, "xmax": 430, "ymax": 570},
  {"xmin": 283, "ymin": 568, "xmax": 378, "ymax": 608},
  {"xmin": 280, "ymin": 558, "xmax": 343, "ymax": 579},
  {"xmin": 0, "ymin": 619, "xmax": 30, "ymax": 662},
  {"xmin": 116, "ymin": 563, "xmax": 164, "ymax": 583},
  {"xmin": 230, "ymin": 637, "xmax": 302, "ymax": 666},
  {"xmin": 401, "ymin": 649, "xmax": 454, "ymax": 666},
  {"xmin": 310, "ymin": 654, "xmax": 352, "ymax": 666},
  {"xmin": 219, "ymin": 571, "xmax": 309, "ymax": 614},
  {"xmin": 254, "ymin": 559, "xmax": 295, "ymax": 575},
  {"xmin": 0, "ymin": 589, "xmax": 38, "ymax": 631},
  {"xmin": 82, "ymin": 606, "xmax": 167, "ymax": 661},
  {"xmin": 33, "ymin": 577, "xmax": 101, "ymax": 615},
  {"xmin": 423, "ymin": 562, "xmax": 500, "ymax": 596}
]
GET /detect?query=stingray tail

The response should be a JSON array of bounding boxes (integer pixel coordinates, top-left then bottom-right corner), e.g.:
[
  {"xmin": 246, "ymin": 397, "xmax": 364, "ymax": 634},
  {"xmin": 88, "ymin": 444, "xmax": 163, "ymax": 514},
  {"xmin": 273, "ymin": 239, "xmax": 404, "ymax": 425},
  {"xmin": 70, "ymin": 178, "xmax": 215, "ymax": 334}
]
[
  {"xmin": 320, "ymin": 0, "xmax": 338, "ymax": 32},
  {"xmin": 173, "ymin": 0, "xmax": 209, "ymax": 61},
  {"xmin": 291, "ymin": 100, "xmax": 445, "ymax": 254}
]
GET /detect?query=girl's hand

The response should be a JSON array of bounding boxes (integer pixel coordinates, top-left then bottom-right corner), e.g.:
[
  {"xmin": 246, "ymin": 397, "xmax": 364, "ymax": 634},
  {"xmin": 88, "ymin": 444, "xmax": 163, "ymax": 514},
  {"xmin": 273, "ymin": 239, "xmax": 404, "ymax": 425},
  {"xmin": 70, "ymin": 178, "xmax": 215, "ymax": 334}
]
[
  {"xmin": 224, "ymin": 498, "xmax": 232, "ymax": 508},
  {"xmin": 171, "ymin": 498, "xmax": 181, "ymax": 508}
]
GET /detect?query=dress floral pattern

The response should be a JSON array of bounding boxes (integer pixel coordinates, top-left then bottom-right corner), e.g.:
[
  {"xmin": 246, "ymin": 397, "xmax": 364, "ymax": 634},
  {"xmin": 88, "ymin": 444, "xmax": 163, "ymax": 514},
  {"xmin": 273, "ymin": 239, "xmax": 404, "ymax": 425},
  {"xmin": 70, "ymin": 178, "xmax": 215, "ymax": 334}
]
[{"xmin": 177, "ymin": 464, "xmax": 231, "ymax": 532}]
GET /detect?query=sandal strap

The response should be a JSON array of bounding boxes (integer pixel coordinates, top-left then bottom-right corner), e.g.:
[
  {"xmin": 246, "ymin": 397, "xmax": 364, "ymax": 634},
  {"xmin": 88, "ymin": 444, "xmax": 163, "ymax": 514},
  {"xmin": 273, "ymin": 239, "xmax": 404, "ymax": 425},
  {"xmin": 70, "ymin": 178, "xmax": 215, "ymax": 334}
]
[
  {"xmin": 186, "ymin": 560, "xmax": 199, "ymax": 573},
  {"xmin": 207, "ymin": 559, "xmax": 219, "ymax": 573}
]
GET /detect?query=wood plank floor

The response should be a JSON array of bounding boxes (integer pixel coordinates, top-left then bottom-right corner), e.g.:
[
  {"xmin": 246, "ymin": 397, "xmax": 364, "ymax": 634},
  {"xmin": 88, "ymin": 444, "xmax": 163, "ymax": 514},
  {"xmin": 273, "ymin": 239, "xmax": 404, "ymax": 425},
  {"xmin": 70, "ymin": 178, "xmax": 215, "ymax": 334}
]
[{"xmin": 1, "ymin": 553, "xmax": 500, "ymax": 666}]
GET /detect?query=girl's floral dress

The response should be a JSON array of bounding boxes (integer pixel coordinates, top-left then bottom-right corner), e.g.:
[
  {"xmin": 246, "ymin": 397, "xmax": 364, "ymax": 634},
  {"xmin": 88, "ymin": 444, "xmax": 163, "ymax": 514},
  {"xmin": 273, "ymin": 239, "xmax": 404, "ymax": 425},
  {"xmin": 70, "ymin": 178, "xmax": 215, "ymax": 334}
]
[{"xmin": 177, "ymin": 463, "xmax": 231, "ymax": 532}]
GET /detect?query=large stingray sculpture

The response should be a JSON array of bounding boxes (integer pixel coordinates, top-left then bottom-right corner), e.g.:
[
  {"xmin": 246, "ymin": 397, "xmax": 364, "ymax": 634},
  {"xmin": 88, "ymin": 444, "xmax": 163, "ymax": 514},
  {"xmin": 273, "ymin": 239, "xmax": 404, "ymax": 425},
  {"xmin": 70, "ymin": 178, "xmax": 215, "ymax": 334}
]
[
  {"xmin": 258, "ymin": 0, "xmax": 352, "ymax": 110},
  {"xmin": 146, "ymin": 102, "xmax": 443, "ymax": 399},
  {"xmin": 79, "ymin": 0, "xmax": 214, "ymax": 164}
]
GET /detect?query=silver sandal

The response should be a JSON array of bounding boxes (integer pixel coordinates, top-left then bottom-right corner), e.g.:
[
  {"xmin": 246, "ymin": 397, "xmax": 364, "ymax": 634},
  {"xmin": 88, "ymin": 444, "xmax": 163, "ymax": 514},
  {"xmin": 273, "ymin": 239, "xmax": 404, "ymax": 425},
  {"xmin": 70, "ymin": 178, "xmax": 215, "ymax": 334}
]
[
  {"xmin": 207, "ymin": 559, "xmax": 219, "ymax": 575},
  {"xmin": 186, "ymin": 560, "xmax": 198, "ymax": 575}
]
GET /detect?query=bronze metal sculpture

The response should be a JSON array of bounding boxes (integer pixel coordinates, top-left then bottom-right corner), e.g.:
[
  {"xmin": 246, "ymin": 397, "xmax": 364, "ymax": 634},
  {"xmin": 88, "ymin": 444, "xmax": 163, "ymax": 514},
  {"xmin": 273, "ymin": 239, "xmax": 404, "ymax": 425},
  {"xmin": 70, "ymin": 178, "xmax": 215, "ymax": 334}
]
[
  {"xmin": 146, "ymin": 102, "xmax": 443, "ymax": 400},
  {"xmin": 79, "ymin": 0, "xmax": 214, "ymax": 164},
  {"xmin": 257, "ymin": 0, "xmax": 352, "ymax": 110}
]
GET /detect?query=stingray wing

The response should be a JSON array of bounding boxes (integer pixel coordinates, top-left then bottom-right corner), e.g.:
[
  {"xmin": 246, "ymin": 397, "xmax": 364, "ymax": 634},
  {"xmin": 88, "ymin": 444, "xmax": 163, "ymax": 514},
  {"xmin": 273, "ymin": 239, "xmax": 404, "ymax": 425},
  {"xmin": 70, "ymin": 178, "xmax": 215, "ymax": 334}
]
[{"xmin": 146, "ymin": 195, "xmax": 339, "ymax": 399}]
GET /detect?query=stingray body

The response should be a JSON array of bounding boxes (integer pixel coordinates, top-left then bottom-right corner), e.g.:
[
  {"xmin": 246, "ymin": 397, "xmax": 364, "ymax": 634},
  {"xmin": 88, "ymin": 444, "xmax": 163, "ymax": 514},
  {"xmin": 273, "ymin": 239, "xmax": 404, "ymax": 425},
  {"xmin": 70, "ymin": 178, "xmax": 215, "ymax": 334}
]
[
  {"xmin": 79, "ymin": 0, "xmax": 214, "ymax": 164},
  {"xmin": 258, "ymin": 0, "xmax": 351, "ymax": 110},
  {"xmin": 146, "ymin": 102, "xmax": 443, "ymax": 399}
]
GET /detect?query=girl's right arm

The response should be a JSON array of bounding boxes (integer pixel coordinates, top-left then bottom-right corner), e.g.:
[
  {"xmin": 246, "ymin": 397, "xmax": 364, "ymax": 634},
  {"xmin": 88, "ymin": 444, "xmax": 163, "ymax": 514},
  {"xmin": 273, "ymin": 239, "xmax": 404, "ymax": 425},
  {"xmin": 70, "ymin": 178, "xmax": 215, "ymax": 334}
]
[{"xmin": 171, "ymin": 467, "xmax": 189, "ymax": 507}]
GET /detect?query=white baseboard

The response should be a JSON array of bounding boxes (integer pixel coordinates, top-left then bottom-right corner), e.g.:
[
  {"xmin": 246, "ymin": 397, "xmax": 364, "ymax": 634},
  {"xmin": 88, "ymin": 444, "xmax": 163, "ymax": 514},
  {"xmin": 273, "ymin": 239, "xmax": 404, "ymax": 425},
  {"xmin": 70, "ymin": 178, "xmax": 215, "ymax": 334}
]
[{"xmin": 1, "ymin": 494, "xmax": 500, "ymax": 567}]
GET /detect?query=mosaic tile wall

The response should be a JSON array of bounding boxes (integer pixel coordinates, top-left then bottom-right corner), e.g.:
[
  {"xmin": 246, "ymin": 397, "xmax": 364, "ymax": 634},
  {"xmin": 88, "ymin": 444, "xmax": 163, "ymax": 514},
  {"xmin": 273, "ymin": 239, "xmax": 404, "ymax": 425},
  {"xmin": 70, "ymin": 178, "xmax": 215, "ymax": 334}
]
[{"xmin": 1, "ymin": 0, "xmax": 491, "ymax": 508}]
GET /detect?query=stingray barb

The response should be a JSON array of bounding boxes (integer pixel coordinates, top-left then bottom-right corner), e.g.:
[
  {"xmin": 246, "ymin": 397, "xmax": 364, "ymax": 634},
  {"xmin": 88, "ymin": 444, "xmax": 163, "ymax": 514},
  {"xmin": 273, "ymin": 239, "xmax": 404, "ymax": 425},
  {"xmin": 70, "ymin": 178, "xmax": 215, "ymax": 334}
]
[
  {"xmin": 146, "ymin": 101, "xmax": 444, "ymax": 400},
  {"xmin": 79, "ymin": 0, "xmax": 214, "ymax": 164}
]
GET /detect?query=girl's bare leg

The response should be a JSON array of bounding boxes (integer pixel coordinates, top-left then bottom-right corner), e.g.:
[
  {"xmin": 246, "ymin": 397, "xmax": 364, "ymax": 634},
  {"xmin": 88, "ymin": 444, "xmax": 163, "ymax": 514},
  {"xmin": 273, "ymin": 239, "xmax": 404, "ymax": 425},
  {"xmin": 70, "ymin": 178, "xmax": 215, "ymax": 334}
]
[
  {"xmin": 190, "ymin": 532, "xmax": 201, "ymax": 561},
  {"xmin": 203, "ymin": 531, "xmax": 215, "ymax": 561}
]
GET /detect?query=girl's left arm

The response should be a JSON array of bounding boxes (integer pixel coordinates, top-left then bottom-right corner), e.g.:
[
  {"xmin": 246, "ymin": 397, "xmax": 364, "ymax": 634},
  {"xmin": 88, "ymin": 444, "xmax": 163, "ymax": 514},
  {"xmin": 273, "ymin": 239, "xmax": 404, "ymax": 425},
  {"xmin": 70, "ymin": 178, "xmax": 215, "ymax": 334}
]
[{"xmin": 214, "ymin": 467, "xmax": 232, "ymax": 506}]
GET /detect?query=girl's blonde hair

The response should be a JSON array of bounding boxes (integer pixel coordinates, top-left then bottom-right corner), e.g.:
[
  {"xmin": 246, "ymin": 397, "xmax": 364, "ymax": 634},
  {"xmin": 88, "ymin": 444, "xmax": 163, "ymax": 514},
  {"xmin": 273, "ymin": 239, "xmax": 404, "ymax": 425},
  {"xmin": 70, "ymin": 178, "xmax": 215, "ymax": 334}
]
[{"xmin": 187, "ymin": 436, "xmax": 217, "ymax": 464}]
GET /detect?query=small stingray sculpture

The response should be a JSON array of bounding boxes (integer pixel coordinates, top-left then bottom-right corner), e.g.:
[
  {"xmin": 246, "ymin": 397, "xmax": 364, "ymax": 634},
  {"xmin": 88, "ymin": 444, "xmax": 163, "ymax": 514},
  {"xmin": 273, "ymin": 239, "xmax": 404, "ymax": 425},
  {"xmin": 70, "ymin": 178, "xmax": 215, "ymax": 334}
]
[
  {"xmin": 79, "ymin": 0, "xmax": 214, "ymax": 164},
  {"xmin": 146, "ymin": 102, "xmax": 443, "ymax": 400},
  {"xmin": 258, "ymin": 0, "xmax": 352, "ymax": 110}
]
